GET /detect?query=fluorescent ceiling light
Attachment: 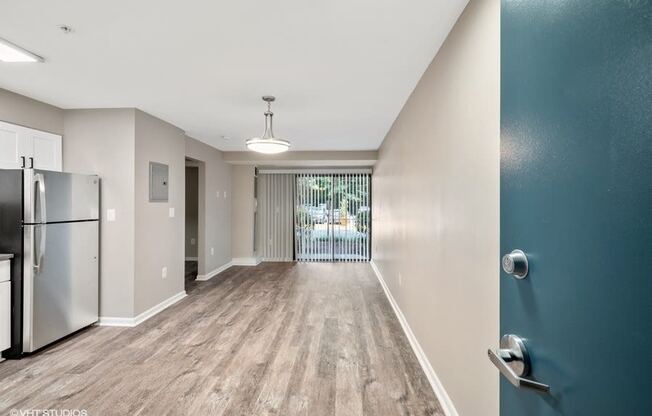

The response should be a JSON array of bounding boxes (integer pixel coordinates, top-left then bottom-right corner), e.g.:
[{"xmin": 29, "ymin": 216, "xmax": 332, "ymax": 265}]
[{"xmin": 0, "ymin": 37, "xmax": 43, "ymax": 63}]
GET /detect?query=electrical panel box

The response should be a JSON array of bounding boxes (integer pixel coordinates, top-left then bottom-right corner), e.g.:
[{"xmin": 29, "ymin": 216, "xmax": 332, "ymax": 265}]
[{"xmin": 149, "ymin": 162, "xmax": 169, "ymax": 202}]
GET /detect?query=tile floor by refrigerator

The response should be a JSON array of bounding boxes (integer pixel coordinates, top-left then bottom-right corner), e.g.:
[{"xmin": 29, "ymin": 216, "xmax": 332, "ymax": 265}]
[{"xmin": 0, "ymin": 262, "xmax": 441, "ymax": 416}]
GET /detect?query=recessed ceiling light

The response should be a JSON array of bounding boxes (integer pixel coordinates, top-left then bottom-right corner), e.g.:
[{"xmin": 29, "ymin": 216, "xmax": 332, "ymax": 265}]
[{"xmin": 0, "ymin": 37, "xmax": 43, "ymax": 63}]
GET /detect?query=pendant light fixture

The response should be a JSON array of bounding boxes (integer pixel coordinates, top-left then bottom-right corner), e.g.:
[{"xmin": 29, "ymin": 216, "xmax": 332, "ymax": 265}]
[{"xmin": 245, "ymin": 96, "xmax": 291, "ymax": 154}]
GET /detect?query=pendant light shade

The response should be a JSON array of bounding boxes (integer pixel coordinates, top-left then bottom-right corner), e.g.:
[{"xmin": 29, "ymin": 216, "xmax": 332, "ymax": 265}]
[{"xmin": 246, "ymin": 96, "xmax": 291, "ymax": 154}]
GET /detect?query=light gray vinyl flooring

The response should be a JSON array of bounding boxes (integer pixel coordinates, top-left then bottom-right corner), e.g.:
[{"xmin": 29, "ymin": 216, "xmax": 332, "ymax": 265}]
[{"xmin": 0, "ymin": 262, "xmax": 442, "ymax": 415}]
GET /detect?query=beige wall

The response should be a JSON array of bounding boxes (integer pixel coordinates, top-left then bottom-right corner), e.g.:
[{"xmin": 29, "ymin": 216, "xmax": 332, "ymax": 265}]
[
  {"xmin": 8, "ymin": 87, "xmax": 233, "ymax": 317},
  {"xmin": 371, "ymin": 1, "xmax": 500, "ymax": 415},
  {"xmin": 134, "ymin": 110, "xmax": 186, "ymax": 315},
  {"xmin": 65, "ymin": 109, "xmax": 188, "ymax": 318},
  {"xmin": 185, "ymin": 137, "xmax": 232, "ymax": 274},
  {"xmin": 223, "ymin": 150, "xmax": 377, "ymax": 167},
  {"xmin": 230, "ymin": 165, "xmax": 256, "ymax": 260},
  {"xmin": 63, "ymin": 109, "xmax": 136, "ymax": 318},
  {"xmin": 0, "ymin": 88, "xmax": 64, "ymax": 135},
  {"xmin": 185, "ymin": 166, "xmax": 199, "ymax": 258}
]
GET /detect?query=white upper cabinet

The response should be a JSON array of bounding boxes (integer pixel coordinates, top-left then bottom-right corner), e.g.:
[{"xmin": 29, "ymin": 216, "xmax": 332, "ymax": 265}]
[
  {"xmin": 0, "ymin": 122, "xmax": 28, "ymax": 169},
  {"xmin": 0, "ymin": 121, "xmax": 62, "ymax": 171},
  {"xmin": 26, "ymin": 129, "xmax": 62, "ymax": 171}
]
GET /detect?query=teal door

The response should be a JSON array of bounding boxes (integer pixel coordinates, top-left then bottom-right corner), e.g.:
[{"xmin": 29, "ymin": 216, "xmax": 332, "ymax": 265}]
[{"xmin": 500, "ymin": 1, "xmax": 652, "ymax": 414}]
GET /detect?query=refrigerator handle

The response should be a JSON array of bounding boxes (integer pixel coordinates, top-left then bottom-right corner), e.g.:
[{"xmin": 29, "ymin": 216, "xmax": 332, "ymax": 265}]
[
  {"xmin": 33, "ymin": 225, "xmax": 46, "ymax": 273},
  {"xmin": 34, "ymin": 173, "xmax": 47, "ymax": 223},
  {"xmin": 21, "ymin": 156, "xmax": 26, "ymax": 168},
  {"xmin": 29, "ymin": 157, "xmax": 34, "ymax": 169}
]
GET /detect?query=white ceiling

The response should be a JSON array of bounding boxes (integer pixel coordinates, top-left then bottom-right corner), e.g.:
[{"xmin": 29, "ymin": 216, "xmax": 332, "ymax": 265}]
[{"xmin": 0, "ymin": 0, "xmax": 467, "ymax": 151}]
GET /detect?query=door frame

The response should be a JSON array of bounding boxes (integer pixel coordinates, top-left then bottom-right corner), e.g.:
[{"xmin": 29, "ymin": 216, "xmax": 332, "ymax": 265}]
[{"xmin": 184, "ymin": 158, "xmax": 204, "ymax": 278}]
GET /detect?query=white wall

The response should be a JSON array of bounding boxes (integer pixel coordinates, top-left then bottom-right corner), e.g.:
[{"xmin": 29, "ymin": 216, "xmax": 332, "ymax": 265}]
[
  {"xmin": 63, "ymin": 109, "xmax": 136, "ymax": 318},
  {"xmin": 134, "ymin": 110, "xmax": 186, "ymax": 315},
  {"xmin": 371, "ymin": 0, "xmax": 500, "ymax": 415}
]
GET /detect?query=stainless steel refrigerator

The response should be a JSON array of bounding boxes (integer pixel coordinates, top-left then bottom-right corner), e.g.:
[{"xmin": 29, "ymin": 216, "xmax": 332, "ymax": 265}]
[{"xmin": 0, "ymin": 169, "xmax": 99, "ymax": 356}]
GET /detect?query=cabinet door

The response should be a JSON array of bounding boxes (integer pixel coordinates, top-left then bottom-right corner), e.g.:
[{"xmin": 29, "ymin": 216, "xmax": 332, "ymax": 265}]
[
  {"xmin": 0, "ymin": 281, "xmax": 9, "ymax": 352},
  {"xmin": 0, "ymin": 121, "xmax": 62, "ymax": 172},
  {"xmin": 0, "ymin": 121, "xmax": 30, "ymax": 169},
  {"xmin": 27, "ymin": 129, "xmax": 62, "ymax": 171}
]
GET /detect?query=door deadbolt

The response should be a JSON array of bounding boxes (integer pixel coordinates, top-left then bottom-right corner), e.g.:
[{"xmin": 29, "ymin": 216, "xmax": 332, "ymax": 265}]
[{"xmin": 502, "ymin": 249, "xmax": 528, "ymax": 279}]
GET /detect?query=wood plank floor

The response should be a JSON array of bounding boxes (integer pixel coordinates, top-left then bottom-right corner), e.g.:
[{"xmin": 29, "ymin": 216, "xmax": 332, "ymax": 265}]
[{"xmin": 0, "ymin": 262, "xmax": 442, "ymax": 415}]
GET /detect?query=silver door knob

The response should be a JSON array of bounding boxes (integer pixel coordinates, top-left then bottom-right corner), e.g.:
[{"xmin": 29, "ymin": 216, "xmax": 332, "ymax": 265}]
[
  {"xmin": 502, "ymin": 249, "xmax": 528, "ymax": 279},
  {"xmin": 487, "ymin": 334, "xmax": 549, "ymax": 392}
]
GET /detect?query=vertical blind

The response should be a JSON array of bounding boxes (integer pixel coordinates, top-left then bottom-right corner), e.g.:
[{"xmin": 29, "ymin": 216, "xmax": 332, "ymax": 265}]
[
  {"xmin": 294, "ymin": 173, "xmax": 371, "ymax": 262},
  {"xmin": 256, "ymin": 174, "xmax": 294, "ymax": 261}
]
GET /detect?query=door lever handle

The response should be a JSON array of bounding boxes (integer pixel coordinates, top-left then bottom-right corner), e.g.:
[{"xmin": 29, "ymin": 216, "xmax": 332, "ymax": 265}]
[{"xmin": 487, "ymin": 334, "xmax": 550, "ymax": 392}]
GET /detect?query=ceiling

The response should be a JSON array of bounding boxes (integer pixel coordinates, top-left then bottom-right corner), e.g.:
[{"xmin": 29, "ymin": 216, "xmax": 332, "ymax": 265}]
[{"xmin": 0, "ymin": 0, "xmax": 468, "ymax": 151}]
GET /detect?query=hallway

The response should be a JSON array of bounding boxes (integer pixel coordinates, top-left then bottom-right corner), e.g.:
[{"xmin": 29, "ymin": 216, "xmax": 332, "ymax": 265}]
[
  {"xmin": 0, "ymin": 263, "xmax": 441, "ymax": 415},
  {"xmin": 185, "ymin": 260, "xmax": 199, "ymax": 293}
]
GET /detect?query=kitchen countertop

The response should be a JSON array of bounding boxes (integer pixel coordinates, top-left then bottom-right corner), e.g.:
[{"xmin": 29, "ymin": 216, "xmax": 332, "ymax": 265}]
[{"xmin": 0, "ymin": 254, "xmax": 14, "ymax": 261}]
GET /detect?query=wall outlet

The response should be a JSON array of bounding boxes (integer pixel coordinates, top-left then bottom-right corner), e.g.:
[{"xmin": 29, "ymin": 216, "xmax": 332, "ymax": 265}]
[
  {"xmin": 162, "ymin": 266, "xmax": 168, "ymax": 279},
  {"xmin": 223, "ymin": 191, "xmax": 227, "ymax": 198},
  {"xmin": 106, "ymin": 209, "xmax": 116, "ymax": 222},
  {"xmin": 191, "ymin": 238, "xmax": 196, "ymax": 245},
  {"xmin": 169, "ymin": 207, "xmax": 175, "ymax": 218},
  {"xmin": 211, "ymin": 247, "xmax": 214, "ymax": 256},
  {"xmin": 216, "ymin": 190, "xmax": 220, "ymax": 198},
  {"xmin": 398, "ymin": 272, "xmax": 403, "ymax": 287}
]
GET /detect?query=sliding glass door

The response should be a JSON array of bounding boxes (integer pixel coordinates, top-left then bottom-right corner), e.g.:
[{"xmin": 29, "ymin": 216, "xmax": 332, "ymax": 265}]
[
  {"xmin": 294, "ymin": 175, "xmax": 332, "ymax": 261},
  {"xmin": 294, "ymin": 173, "xmax": 371, "ymax": 262}
]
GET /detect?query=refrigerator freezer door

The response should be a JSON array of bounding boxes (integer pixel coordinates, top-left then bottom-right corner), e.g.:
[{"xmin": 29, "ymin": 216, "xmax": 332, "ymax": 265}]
[
  {"xmin": 24, "ymin": 169, "xmax": 99, "ymax": 224},
  {"xmin": 23, "ymin": 221, "xmax": 99, "ymax": 352}
]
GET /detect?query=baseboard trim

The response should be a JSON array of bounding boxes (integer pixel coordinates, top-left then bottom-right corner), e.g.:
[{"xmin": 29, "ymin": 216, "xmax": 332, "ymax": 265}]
[
  {"xmin": 196, "ymin": 261, "xmax": 233, "ymax": 281},
  {"xmin": 98, "ymin": 291, "xmax": 187, "ymax": 327},
  {"xmin": 231, "ymin": 257, "xmax": 263, "ymax": 266},
  {"xmin": 369, "ymin": 260, "xmax": 459, "ymax": 416},
  {"xmin": 185, "ymin": 256, "xmax": 198, "ymax": 261},
  {"xmin": 97, "ymin": 316, "xmax": 134, "ymax": 327}
]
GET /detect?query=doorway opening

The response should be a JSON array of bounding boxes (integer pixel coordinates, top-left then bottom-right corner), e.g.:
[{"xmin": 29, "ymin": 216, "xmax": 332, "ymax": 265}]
[
  {"xmin": 294, "ymin": 173, "xmax": 371, "ymax": 262},
  {"xmin": 184, "ymin": 159, "xmax": 200, "ymax": 291}
]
